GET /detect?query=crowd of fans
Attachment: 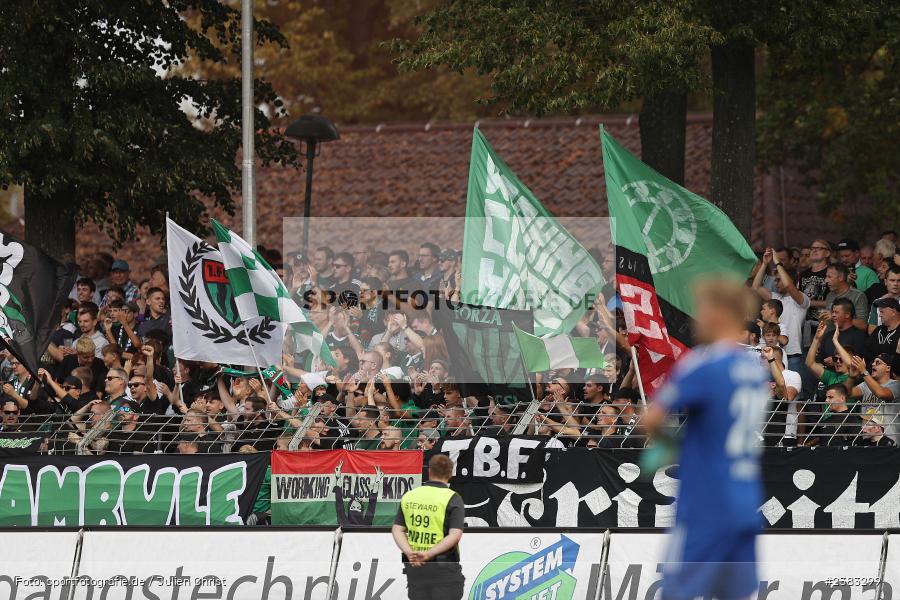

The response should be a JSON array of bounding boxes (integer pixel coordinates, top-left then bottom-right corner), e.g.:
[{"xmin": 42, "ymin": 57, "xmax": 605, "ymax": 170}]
[{"xmin": 1, "ymin": 230, "xmax": 898, "ymax": 455}]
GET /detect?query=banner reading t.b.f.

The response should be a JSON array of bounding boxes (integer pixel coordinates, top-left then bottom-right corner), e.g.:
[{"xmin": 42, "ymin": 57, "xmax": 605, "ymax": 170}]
[
  {"xmin": 0, "ymin": 453, "xmax": 268, "ymax": 526},
  {"xmin": 271, "ymin": 449, "xmax": 422, "ymax": 526}
]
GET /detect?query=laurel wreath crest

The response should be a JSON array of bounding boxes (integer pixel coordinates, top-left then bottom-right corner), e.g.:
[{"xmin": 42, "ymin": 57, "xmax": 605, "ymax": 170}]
[{"xmin": 179, "ymin": 242, "xmax": 276, "ymax": 345}]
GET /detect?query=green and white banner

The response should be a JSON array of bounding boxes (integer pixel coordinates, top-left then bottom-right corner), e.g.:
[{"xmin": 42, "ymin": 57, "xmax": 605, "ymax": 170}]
[
  {"xmin": 461, "ymin": 129, "xmax": 604, "ymax": 336},
  {"xmin": 0, "ymin": 453, "xmax": 268, "ymax": 526},
  {"xmin": 513, "ymin": 324, "xmax": 605, "ymax": 373}
]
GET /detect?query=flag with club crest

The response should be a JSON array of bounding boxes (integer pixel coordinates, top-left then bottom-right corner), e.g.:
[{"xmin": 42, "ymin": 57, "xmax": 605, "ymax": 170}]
[
  {"xmin": 600, "ymin": 126, "xmax": 757, "ymax": 391},
  {"xmin": 461, "ymin": 128, "xmax": 604, "ymax": 336},
  {"xmin": 167, "ymin": 218, "xmax": 285, "ymax": 366},
  {"xmin": 210, "ymin": 219, "xmax": 335, "ymax": 368}
]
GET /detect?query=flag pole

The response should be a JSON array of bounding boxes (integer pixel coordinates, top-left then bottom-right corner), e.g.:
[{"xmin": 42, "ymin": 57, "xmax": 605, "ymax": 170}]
[
  {"xmin": 165, "ymin": 213, "xmax": 188, "ymax": 408},
  {"xmin": 630, "ymin": 345, "xmax": 648, "ymax": 408},
  {"xmin": 241, "ymin": 322, "xmax": 275, "ymax": 406}
]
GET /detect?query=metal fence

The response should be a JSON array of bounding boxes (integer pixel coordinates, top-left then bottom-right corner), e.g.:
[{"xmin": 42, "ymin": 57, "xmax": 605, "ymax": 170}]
[{"xmin": 0, "ymin": 396, "xmax": 894, "ymax": 455}]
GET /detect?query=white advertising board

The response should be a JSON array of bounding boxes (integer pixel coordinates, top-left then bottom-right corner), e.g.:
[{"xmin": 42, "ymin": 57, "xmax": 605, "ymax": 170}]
[
  {"xmin": 74, "ymin": 529, "xmax": 337, "ymax": 600},
  {"xmin": 0, "ymin": 531, "xmax": 81, "ymax": 600}
]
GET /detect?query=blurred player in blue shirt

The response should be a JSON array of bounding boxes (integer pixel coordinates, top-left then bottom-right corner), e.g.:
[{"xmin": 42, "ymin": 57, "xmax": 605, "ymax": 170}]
[{"xmin": 643, "ymin": 278, "xmax": 769, "ymax": 600}]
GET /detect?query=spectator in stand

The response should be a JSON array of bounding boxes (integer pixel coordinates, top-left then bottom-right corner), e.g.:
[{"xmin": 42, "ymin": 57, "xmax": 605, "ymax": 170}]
[
  {"xmin": 761, "ymin": 346, "xmax": 802, "ymax": 446},
  {"xmin": 752, "ymin": 248, "xmax": 811, "ymax": 374},
  {"xmin": 350, "ymin": 406, "xmax": 381, "ymax": 450},
  {"xmin": 836, "ymin": 239, "xmax": 880, "ymax": 295},
  {"xmin": 311, "ymin": 246, "xmax": 336, "ymax": 289},
  {"xmin": 872, "ymin": 240, "xmax": 897, "ymax": 287},
  {"xmin": 797, "ymin": 245, "xmax": 812, "ymax": 271},
  {"xmin": 856, "ymin": 409, "xmax": 896, "ymax": 447},
  {"xmin": 866, "ymin": 298, "xmax": 900, "ymax": 365},
  {"xmin": 128, "ymin": 353, "xmax": 168, "ymax": 415},
  {"xmin": 75, "ymin": 277, "xmax": 101, "ymax": 305},
  {"xmin": 149, "ymin": 265, "xmax": 169, "ymax": 295},
  {"xmin": 100, "ymin": 345, "xmax": 124, "ymax": 377},
  {"xmin": 582, "ymin": 404, "xmax": 620, "ymax": 448},
  {"xmin": 106, "ymin": 400, "xmax": 151, "ymax": 454},
  {"xmin": 437, "ymin": 249, "xmax": 458, "ymax": 300},
  {"xmin": 0, "ymin": 400, "xmax": 22, "ymax": 432},
  {"xmin": 443, "ymin": 406, "xmax": 473, "ymax": 438},
  {"xmin": 817, "ymin": 298, "xmax": 868, "ymax": 362},
  {"xmin": 353, "ymin": 277, "xmax": 384, "ymax": 346},
  {"xmin": 103, "ymin": 300, "xmax": 141, "ymax": 358},
  {"xmin": 387, "ymin": 249, "xmax": 415, "ymax": 294},
  {"xmin": 379, "ymin": 426, "xmax": 403, "ymax": 450},
  {"xmin": 137, "ymin": 288, "xmax": 170, "ymax": 338},
  {"xmin": 413, "ymin": 243, "xmax": 441, "ymax": 291},
  {"xmin": 869, "ymin": 265, "xmax": 900, "ymax": 331},
  {"xmin": 69, "ymin": 305, "xmax": 108, "ymax": 358},
  {"xmin": 834, "ymin": 335, "xmax": 900, "ymax": 443},
  {"xmin": 824, "ymin": 264, "xmax": 868, "ymax": 330},
  {"xmin": 232, "ymin": 397, "xmax": 279, "ymax": 452},
  {"xmin": 799, "ymin": 240, "xmax": 832, "ymax": 312},
  {"xmin": 804, "ymin": 385, "xmax": 856, "ymax": 447},
  {"xmin": 103, "ymin": 368, "xmax": 129, "ymax": 409},
  {"xmin": 416, "ymin": 428, "xmax": 440, "ymax": 451},
  {"xmin": 484, "ymin": 400, "xmax": 516, "ymax": 436},
  {"xmin": 860, "ymin": 245, "xmax": 875, "ymax": 269},
  {"xmin": 38, "ymin": 369, "xmax": 91, "ymax": 412},
  {"xmin": 352, "ymin": 247, "xmax": 372, "ymax": 280},
  {"xmin": 330, "ymin": 252, "xmax": 360, "ymax": 298},
  {"xmin": 3, "ymin": 356, "xmax": 39, "ymax": 412},
  {"xmin": 54, "ymin": 337, "xmax": 107, "ymax": 397},
  {"xmin": 883, "ymin": 230, "xmax": 898, "ymax": 243},
  {"xmin": 806, "ymin": 321, "xmax": 851, "ymax": 391},
  {"xmin": 108, "ymin": 260, "xmax": 139, "ymax": 302}
]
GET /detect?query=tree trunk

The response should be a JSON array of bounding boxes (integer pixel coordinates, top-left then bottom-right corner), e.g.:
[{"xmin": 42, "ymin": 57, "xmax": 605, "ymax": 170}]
[
  {"xmin": 711, "ymin": 40, "xmax": 756, "ymax": 240},
  {"xmin": 639, "ymin": 90, "xmax": 687, "ymax": 185},
  {"xmin": 25, "ymin": 188, "xmax": 76, "ymax": 263}
]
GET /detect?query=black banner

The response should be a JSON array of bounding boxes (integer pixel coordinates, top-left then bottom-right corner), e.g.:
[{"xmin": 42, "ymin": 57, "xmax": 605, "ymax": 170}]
[
  {"xmin": 439, "ymin": 442, "xmax": 900, "ymax": 529},
  {"xmin": 0, "ymin": 231, "xmax": 76, "ymax": 374},
  {"xmin": 0, "ymin": 433, "xmax": 43, "ymax": 456},
  {"xmin": 430, "ymin": 436, "xmax": 550, "ymax": 483},
  {"xmin": 0, "ymin": 453, "xmax": 269, "ymax": 526}
]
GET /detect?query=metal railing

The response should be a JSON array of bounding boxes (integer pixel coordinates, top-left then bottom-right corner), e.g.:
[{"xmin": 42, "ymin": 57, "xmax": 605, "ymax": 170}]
[{"xmin": 1, "ymin": 396, "xmax": 894, "ymax": 454}]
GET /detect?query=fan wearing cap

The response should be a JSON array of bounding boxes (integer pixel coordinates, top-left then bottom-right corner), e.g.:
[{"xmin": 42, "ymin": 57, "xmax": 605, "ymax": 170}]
[
  {"xmin": 866, "ymin": 297, "xmax": 900, "ymax": 365},
  {"xmin": 837, "ymin": 238, "xmax": 880, "ymax": 294},
  {"xmin": 857, "ymin": 409, "xmax": 896, "ymax": 447},
  {"xmin": 107, "ymin": 259, "xmax": 139, "ymax": 302},
  {"xmin": 868, "ymin": 265, "xmax": 900, "ymax": 332},
  {"xmin": 835, "ymin": 332, "xmax": 900, "ymax": 444}
]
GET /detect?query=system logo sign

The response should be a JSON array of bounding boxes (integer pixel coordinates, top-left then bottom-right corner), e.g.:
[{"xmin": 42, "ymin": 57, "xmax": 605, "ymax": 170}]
[{"xmin": 469, "ymin": 535, "xmax": 580, "ymax": 600}]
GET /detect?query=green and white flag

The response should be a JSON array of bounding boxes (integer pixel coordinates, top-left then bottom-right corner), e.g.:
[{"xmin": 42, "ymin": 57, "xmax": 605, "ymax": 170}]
[
  {"xmin": 513, "ymin": 324, "xmax": 605, "ymax": 373},
  {"xmin": 212, "ymin": 219, "xmax": 305, "ymax": 324},
  {"xmin": 461, "ymin": 128, "xmax": 604, "ymax": 336},
  {"xmin": 292, "ymin": 321, "xmax": 337, "ymax": 369}
]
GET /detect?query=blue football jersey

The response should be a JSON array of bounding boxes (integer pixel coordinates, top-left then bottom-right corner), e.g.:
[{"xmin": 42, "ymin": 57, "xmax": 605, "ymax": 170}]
[{"xmin": 655, "ymin": 342, "xmax": 768, "ymax": 531}]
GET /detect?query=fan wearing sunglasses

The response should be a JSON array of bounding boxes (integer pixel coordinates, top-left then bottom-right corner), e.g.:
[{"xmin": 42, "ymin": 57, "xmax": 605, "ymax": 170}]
[
  {"xmin": 0, "ymin": 400, "xmax": 21, "ymax": 432},
  {"xmin": 38, "ymin": 368, "xmax": 91, "ymax": 412}
]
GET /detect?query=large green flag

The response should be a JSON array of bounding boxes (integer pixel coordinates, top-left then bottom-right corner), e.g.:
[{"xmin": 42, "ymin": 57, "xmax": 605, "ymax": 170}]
[
  {"xmin": 462, "ymin": 128, "xmax": 604, "ymax": 335},
  {"xmin": 601, "ymin": 126, "xmax": 757, "ymax": 321}
]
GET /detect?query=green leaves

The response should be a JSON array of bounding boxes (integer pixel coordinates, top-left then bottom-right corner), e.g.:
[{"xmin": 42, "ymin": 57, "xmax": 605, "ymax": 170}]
[{"xmin": 0, "ymin": 0, "xmax": 297, "ymax": 250}]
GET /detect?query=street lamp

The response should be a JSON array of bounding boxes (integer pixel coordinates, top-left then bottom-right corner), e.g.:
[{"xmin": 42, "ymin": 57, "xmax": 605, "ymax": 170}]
[{"xmin": 285, "ymin": 115, "xmax": 340, "ymax": 255}]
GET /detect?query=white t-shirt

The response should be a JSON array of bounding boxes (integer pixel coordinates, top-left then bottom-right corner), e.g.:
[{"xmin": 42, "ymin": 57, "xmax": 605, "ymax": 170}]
[
  {"xmin": 772, "ymin": 291, "xmax": 811, "ymax": 356},
  {"xmin": 781, "ymin": 369, "xmax": 802, "ymax": 438}
]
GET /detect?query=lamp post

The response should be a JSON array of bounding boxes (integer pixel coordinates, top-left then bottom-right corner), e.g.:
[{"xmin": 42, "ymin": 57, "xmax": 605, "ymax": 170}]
[{"xmin": 285, "ymin": 115, "xmax": 340, "ymax": 255}]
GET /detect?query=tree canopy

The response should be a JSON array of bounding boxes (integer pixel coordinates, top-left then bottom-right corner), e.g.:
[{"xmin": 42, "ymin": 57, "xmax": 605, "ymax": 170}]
[{"xmin": 0, "ymin": 0, "xmax": 297, "ymax": 258}]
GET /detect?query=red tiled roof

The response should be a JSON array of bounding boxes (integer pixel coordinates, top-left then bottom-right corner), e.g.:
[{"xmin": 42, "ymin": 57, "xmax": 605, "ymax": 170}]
[{"xmin": 11, "ymin": 113, "xmax": 853, "ymax": 279}]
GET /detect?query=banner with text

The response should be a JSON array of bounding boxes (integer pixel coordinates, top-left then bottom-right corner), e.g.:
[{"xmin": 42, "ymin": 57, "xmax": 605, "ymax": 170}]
[
  {"xmin": 430, "ymin": 436, "xmax": 551, "ymax": 484},
  {"xmin": 431, "ymin": 443, "xmax": 900, "ymax": 529},
  {"xmin": 271, "ymin": 449, "xmax": 423, "ymax": 526},
  {"xmin": 0, "ymin": 453, "xmax": 268, "ymax": 526}
]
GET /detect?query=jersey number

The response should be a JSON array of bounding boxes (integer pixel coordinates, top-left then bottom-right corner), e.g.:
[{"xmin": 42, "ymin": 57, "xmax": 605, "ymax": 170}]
[{"xmin": 725, "ymin": 387, "xmax": 762, "ymax": 459}]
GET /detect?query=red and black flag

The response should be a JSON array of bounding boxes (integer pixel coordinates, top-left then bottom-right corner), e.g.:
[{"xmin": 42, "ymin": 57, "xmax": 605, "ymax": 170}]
[{"xmin": 600, "ymin": 127, "xmax": 757, "ymax": 392}]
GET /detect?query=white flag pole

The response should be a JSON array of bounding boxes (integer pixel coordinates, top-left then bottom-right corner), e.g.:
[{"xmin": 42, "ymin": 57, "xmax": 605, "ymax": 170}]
[
  {"xmin": 166, "ymin": 213, "xmax": 188, "ymax": 410},
  {"xmin": 242, "ymin": 322, "xmax": 275, "ymax": 406},
  {"xmin": 630, "ymin": 345, "xmax": 648, "ymax": 408}
]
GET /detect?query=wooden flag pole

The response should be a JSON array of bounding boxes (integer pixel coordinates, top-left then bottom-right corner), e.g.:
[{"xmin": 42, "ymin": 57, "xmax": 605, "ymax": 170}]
[{"xmin": 630, "ymin": 345, "xmax": 648, "ymax": 408}]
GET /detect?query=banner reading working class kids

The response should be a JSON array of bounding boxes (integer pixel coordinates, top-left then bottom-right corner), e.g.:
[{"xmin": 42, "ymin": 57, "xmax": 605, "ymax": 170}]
[
  {"xmin": 0, "ymin": 453, "xmax": 268, "ymax": 526},
  {"xmin": 271, "ymin": 449, "xmax": 422, "ymax": 526}
]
